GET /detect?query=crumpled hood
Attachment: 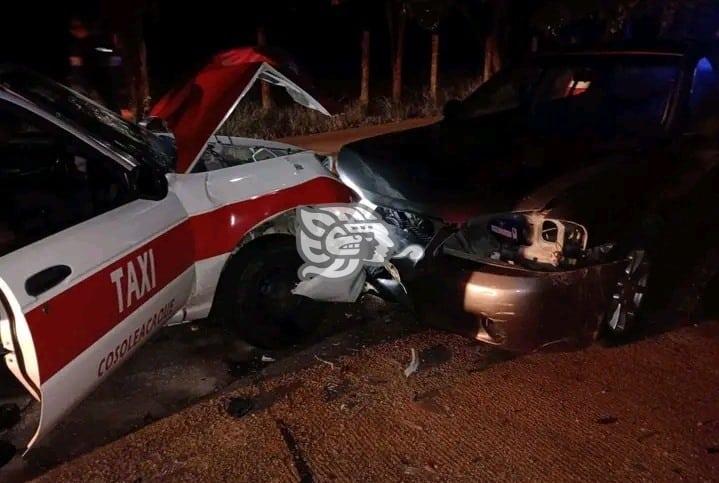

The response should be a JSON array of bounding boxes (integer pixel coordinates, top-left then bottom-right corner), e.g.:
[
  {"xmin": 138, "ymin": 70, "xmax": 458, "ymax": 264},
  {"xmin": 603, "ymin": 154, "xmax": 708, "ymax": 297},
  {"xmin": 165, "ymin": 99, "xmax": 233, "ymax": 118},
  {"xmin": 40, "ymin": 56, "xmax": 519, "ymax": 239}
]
[
  {"xmin": 337, "ymin": 108, "xmax": 636, "ymax": 224},
  {"xmin": 150, "ymin": 47, "xmax": 330, "ymax": 173}
]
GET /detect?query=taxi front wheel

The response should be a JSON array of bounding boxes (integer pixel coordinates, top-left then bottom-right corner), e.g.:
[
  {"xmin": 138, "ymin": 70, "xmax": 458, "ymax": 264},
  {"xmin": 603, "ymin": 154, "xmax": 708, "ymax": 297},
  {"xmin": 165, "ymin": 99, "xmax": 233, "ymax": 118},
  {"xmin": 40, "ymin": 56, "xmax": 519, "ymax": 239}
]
[{"xmin": 213, "ymin": 236, "xmax": 321, "ymax": 349}]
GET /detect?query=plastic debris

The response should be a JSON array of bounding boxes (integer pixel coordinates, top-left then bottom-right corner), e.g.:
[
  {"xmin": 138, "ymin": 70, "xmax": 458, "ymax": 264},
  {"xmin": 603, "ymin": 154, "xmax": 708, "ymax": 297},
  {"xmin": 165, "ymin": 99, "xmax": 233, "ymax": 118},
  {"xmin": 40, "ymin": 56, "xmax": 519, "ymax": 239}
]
[
  {"xmin": 596, "ymin": 415, "xmax": 618, "ymax": 425},
  {"xmin": 314, "ymin": 355, "xmax": 335, "ymax": 369},
  {"xmin": 404, "ymin": 348, "xmax": 420, "ymax": 377},
  {"xmin": 261, "ymin": 355, "xmax": 276, "ymax": 363}
]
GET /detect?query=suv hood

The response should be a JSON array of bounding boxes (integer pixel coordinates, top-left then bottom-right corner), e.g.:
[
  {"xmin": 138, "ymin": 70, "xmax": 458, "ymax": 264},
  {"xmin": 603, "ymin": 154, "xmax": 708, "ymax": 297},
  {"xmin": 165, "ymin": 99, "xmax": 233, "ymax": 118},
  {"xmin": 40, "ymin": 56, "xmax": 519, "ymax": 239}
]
[
  {"xmin": 337, "ymin": 108, "xmax": 641, "ymax": 223},
  {"xmin": 150, "ymin": 47, "xmax": 330, "ymax": 173}
]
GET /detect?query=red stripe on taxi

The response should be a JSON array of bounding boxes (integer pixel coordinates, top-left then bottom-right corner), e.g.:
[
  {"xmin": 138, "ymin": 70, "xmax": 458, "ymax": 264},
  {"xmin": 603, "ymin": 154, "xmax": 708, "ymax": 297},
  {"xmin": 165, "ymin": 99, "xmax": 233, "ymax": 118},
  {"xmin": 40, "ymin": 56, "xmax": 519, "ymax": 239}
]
[{"xmin": 26, "ymin": 177, "xmax": 351, "ymax": 383}]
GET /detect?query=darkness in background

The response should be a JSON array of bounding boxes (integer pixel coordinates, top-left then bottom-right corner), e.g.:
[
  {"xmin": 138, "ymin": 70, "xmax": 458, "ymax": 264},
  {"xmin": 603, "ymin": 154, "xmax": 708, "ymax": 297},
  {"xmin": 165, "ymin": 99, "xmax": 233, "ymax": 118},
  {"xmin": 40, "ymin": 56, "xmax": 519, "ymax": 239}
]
[
  {"xmin": 3, "ymin": 1, "xmax": 717, "ymax": 104},
  {"xmin": 0, "ymin": 1, "xmax": 487, "ymax": 101}
]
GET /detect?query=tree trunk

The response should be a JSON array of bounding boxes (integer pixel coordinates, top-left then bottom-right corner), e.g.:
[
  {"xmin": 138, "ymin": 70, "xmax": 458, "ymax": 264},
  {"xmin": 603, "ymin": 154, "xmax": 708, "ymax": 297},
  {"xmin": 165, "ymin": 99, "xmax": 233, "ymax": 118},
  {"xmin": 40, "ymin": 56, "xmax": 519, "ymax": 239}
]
[
  {"xmin": 392, "ymin": 12, "xmax": 406, "ymax": 104},
  {"xmin": 257, "ymin": 25, "xmax": 272, "ymax": 110},
  {"xmin": 483, "ymin": 33, "xmax": 501, "ymax": 83},
  {"xmin": 117, "ymin": 13, "xmax": 149, "ymax": 120},
  {"xmin": 359, "ymin": 30, "xmax": 370, "ymax": 108},
  {"xmin": 136, "ymin": 34, "xmax": 149, "ymax": 117},
  {"xmin": 429, "ymin": 32, "xmax": 439, "ymax": 104}
]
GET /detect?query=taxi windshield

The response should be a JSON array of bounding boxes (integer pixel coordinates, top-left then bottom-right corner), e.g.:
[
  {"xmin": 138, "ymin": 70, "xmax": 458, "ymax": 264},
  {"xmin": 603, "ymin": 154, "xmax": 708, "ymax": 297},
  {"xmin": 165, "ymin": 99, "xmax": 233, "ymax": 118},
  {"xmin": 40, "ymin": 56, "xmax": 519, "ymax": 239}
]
[{"xmin": 0, "ymin": 68, "xmax": 174, "ymax": 170}]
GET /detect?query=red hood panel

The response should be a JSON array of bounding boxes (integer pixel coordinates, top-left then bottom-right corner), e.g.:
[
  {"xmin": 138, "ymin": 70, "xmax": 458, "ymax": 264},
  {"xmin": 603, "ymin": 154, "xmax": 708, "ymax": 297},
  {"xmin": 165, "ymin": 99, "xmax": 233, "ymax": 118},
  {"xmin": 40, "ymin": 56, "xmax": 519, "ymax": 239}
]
[{"xmin": 150, "ymin": 48, "xmax": 275, "ymax": 173}]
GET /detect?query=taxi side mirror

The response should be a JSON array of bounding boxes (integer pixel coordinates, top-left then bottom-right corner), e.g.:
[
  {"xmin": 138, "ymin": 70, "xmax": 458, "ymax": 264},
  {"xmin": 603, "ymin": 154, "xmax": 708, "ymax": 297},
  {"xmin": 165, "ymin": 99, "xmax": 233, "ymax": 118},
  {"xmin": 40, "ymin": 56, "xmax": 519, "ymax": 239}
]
[{"xmin": 135, "ymin": 164, "xmax": 168, "ymax": 201}]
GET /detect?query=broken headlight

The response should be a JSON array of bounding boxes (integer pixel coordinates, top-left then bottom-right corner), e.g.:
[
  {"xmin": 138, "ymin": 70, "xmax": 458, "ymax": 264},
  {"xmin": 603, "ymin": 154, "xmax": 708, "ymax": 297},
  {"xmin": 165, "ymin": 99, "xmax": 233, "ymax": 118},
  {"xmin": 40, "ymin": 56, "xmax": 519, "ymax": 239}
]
[
  {"xmin": 375, "ymin": 206, "xmax": 436, "ymax": 245},
  {"xmin": 446, "ymin": 212, "xmax": 589, "ymax": 270}
]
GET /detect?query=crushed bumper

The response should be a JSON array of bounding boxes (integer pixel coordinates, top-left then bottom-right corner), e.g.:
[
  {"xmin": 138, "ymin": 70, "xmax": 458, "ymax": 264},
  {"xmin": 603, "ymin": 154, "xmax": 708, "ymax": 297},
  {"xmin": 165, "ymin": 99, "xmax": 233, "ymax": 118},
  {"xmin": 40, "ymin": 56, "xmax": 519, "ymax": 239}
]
[{"xmin": 404, "ymin": 255, "xmax": 627, "ymax": 352}]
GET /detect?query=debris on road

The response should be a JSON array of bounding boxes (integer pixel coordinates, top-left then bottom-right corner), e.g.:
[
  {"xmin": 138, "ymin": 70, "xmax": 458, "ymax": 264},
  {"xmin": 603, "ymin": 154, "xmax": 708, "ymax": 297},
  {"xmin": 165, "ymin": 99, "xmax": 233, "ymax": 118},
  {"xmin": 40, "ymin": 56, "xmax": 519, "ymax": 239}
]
[
  {"xmin": 596, "ymin": 415, "xmax": 619, "ymax": 425},
  {"xmin": 314, "ymin": 355, "xmax": 335, "ymax": 369},
  {"xmin": 404, "ymin": 348, "xmax": 420, "ymax": 377},
  {"xmin": 27, "ymin": 323, "xmax": 719, "ymax": 482},
  {"xmin": 323, "ymin": 380, "xmax": 351, "ymax": 402},
  {"xmin": 226, "ymin": 397, "xmax": 254, "ymax": 419},
  {"xmin": 227, "ymin": 352, "xmax": 278, "ymax": 377}
]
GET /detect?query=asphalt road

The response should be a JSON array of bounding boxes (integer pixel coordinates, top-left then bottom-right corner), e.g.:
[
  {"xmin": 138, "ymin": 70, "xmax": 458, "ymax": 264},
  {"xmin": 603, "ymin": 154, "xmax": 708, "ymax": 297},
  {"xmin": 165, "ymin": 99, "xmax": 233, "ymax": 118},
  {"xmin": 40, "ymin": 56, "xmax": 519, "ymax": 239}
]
[
  {"xmin": 27, "ymin": 313, "xmax": 719, "ymax": 482},
  {"xmin": 0, "ymin": 296, "xmax": 409, "ymax": 482}
]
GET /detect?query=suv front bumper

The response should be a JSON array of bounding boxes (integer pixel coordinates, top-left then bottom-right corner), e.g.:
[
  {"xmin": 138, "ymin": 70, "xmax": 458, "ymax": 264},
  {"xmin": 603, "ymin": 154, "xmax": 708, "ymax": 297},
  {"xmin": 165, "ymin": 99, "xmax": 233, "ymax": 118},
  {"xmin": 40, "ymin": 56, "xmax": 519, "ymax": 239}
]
[{"xmin": 404, "ymin": 255, "xmax": 628, "ymax": 352}]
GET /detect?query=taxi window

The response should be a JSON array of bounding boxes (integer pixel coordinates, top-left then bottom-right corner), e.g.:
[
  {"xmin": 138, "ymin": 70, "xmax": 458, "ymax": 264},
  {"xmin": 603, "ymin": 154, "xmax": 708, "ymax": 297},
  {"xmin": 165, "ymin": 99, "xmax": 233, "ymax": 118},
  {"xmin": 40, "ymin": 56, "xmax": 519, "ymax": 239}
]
[{"xmin": 0, "ymin": 102, "xmax": 135, "ymax": 256}]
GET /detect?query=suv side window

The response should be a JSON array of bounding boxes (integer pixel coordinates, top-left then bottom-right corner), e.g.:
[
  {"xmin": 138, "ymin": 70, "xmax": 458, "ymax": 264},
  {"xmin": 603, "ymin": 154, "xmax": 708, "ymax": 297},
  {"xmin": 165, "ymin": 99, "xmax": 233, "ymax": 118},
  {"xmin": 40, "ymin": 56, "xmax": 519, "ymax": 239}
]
[{"xmin": 0, "ymin": 101, "xmax": 136, "ymax": 256}]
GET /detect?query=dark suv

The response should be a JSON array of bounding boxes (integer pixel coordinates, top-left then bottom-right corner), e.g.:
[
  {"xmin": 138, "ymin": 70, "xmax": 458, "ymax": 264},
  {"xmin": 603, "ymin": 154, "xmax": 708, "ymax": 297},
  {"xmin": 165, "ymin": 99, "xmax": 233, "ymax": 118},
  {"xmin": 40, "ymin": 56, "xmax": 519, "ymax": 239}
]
[{"xmin": 337, "ymin": 43, "xmax": 719, "ymax": 351}]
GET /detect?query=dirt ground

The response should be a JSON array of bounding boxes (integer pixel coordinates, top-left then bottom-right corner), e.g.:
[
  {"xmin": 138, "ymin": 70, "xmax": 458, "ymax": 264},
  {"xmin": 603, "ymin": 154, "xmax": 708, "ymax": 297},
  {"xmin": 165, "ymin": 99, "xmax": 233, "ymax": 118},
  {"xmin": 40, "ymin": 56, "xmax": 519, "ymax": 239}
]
[
  {"xmin": 279, "ymin": 117, "xmax": 439, "ymax": 154},
  {"xmin": 32, "ymin": 312, "xmax": 719, "ymax": 482}
]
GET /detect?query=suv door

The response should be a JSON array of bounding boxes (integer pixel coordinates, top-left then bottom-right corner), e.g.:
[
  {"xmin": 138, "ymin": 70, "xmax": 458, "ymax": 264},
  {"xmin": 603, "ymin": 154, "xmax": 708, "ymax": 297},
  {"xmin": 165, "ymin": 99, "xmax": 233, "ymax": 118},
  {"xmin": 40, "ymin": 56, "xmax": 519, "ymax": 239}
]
[{"xmin": 0, "ymin": 96, "xmax": 195, "ymax": 449}]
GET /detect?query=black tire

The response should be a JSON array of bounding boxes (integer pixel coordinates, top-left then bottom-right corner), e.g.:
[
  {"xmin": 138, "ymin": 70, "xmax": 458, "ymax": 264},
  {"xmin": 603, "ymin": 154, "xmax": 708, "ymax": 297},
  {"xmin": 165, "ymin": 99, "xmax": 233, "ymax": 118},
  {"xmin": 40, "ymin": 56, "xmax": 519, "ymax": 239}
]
[
  {"xmin": 212, "ymin": 236, "xmax": 322, "ymax": 349},
  {"xmin": 602, "ymin": 248, "xmax": 652, "ymax": 339}
]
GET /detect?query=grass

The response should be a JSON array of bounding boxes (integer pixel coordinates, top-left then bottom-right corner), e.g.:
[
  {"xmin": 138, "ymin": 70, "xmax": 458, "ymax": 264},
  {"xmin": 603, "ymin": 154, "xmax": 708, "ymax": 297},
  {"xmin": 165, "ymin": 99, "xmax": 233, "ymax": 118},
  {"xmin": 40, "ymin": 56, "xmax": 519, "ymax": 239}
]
[{"xmin": 218, "ymin": 77, "xmax": 482, "ymax": 140}]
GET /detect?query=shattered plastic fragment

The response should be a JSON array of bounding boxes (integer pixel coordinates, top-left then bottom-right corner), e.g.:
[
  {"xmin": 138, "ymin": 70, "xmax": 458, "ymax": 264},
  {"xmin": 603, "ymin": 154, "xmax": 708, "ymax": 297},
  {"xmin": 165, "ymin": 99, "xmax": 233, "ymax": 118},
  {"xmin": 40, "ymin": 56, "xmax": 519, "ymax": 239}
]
[
  {"xmin": 292, "ymin": 270, "xmax": 366, "ymax": 303},
  {"xmin": 404, "ymin": 348, "xmax": 420, "ymax": 377},
  {"xmin": 314, "ymin": 355, "xmax": 335, "ymax": 369}
]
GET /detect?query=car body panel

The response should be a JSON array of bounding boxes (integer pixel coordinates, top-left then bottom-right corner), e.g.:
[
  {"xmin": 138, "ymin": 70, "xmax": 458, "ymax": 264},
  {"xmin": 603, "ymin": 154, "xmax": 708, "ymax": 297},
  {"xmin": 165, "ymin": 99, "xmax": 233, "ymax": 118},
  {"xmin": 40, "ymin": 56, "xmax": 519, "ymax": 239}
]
[
  {"xmin": 331, "ymin": 46, "xmax": 719, "ymax": 350},
  {"xmin": 0, "ymin": 193, "xmax": 195, "ymax": 449},
  {"xmin": 337, "ymin": 51, "xmax": 691, "ymax": 224},
  {"xmin": 406, "ymin": 252, "xmax": 627, "ymax": 351},
  {"xmin": 0, "ymin": 61, "xmax": 350, "ymax": 449},
  {"xmin": 150, "ymin": 47, "xmax": 330, "ymax": 173}
]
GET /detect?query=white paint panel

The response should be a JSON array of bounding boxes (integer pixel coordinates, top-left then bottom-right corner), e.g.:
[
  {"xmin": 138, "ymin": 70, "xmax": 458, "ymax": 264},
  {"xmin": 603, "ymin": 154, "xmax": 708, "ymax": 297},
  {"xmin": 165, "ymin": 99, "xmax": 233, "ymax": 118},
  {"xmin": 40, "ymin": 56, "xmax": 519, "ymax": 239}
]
[
  {"xmin": 181, "ymin": 253, "xmax": 230, "ymax": 321},
  {"xmin": 28, "ymin": 267, "xmax": 194, "ymax": 450},
  {"xmin": 0, "ymin": 277, "xmax": 40, "ymax": 400},
  {"xmin": 203, "ymin": 153, "xmax": 332, "ymax": 209},
  {"xmin": 0, "ymin": 192, "xmax": 189, "ymax": 311}
]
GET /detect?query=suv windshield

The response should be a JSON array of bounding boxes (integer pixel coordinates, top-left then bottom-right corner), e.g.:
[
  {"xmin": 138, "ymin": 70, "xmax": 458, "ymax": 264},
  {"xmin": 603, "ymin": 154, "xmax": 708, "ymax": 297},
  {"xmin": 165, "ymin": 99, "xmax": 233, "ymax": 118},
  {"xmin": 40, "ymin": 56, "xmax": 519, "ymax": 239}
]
[
  {"xmin": 0, "ymin": 68, "xmax": 174, "ymax": 170},
  {"xmin": 461, "ymin": 53, "xmax": 682, "ymax": 136}
]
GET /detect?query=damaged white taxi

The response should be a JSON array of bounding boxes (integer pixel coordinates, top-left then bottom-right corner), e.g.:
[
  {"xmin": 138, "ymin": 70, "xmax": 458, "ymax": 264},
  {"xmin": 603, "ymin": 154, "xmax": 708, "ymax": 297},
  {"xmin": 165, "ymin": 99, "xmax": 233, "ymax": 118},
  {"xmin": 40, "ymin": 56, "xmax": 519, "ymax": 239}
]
[{"xmin": 0, "ymin": 48, "xmax": 350, "ymax": 450}]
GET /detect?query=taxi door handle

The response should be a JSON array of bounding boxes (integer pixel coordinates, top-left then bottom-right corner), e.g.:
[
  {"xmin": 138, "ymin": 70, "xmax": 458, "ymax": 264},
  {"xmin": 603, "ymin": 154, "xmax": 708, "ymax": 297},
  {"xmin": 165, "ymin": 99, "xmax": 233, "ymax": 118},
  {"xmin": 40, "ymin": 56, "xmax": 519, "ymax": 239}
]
[{"xmin": 25, "ymin": 265, "xmax": 72, "ymax": 297}]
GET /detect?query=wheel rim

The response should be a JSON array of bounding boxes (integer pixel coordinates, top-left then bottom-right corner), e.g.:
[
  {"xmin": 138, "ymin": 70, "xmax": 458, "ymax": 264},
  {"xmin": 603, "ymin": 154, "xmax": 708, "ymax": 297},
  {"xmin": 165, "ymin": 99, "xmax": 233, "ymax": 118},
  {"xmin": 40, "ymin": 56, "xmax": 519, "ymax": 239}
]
[
  {"xmin": 607, "ymin": 249, "xmax": 650, "ymax": 333},
  {"xmin": 250, "ymin": 266, "xmax": 304, "ymax": 324}
]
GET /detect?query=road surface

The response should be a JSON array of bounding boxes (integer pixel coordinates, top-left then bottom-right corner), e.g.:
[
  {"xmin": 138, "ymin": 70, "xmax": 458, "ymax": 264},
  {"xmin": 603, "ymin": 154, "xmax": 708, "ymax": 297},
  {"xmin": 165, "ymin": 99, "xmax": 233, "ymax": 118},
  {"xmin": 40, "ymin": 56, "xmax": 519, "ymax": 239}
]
[
  {"xmin": 279, "ymin": 117, "xmax": 439, "ymax": 154},
  {"xmin": 30, "ymin": 314, "xmax": 719, "ymax": 482}
]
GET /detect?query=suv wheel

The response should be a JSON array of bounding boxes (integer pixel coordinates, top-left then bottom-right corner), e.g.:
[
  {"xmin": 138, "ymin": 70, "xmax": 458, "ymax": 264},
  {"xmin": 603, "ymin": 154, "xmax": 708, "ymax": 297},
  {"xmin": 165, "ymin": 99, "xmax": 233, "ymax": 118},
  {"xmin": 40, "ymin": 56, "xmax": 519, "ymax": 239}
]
[{"xmin": 604, "ymin": 249, "xmax": 651, "ymax": 336}]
